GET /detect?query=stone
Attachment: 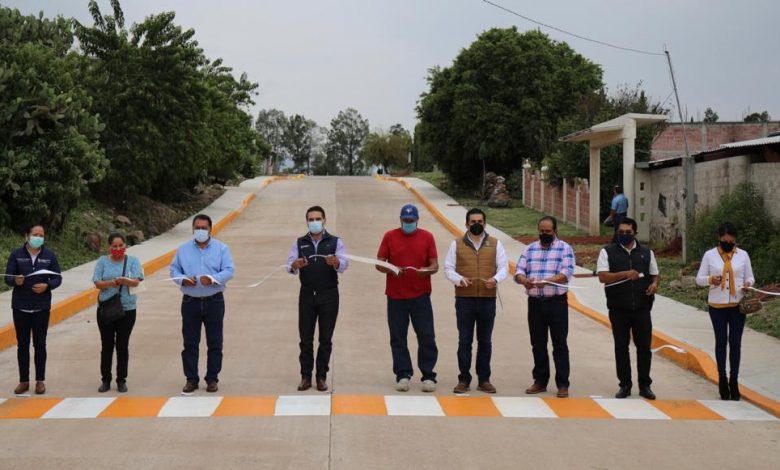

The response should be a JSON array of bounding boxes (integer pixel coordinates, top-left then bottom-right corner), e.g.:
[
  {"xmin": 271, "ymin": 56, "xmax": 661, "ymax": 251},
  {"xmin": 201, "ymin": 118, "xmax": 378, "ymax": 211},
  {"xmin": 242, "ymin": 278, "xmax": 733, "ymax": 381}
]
[
  {"xmin": 127, "ymin": 230, "xmax": 145, "ymax": 245},
  {"xmin": 84, "ymin": 232, "xmax": 101, "ymax": 253},
  {"xmin": 115, "ymin": 215, "xmax": 132, "ymax": 226},
  {"xmin": 488, "ymin": 175, "xmax": 512, "ymax": 208}
]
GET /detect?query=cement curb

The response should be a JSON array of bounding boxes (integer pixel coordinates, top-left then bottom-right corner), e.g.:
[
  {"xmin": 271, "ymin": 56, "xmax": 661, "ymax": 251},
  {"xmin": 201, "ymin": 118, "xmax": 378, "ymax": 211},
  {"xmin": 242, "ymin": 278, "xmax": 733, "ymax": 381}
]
[{"xmin": 376, "ymin": 174, "xmax": 780, "ymax": 419}]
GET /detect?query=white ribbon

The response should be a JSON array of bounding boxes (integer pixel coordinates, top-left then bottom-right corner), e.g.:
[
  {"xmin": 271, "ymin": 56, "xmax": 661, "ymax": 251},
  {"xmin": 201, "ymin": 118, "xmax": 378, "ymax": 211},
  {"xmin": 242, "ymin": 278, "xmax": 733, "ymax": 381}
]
[
  {"xmin": 539, "ymin": 280, "xmax": 586, "ymax": 289},
  {"xmin": 344, "ymin": 254, "xmax": 401, "ymax": 275},
  {"xmin": 748, "ymin": 286, "xmax": 780, "ymax": 296},
  {"xmin": 246, "ymin": 265, "xmax": 289, "ymax": 288},
  {"xmin": 160, "ymin": 275, "xmax": 222, "ymax": 285},
  {"xmin": 604, "ymin": 273, "xmax": 645, "ymax": 288},
  {"xmin": 1, "ymin": 269, "xmax": 62, "ymax": 277},
  {"xmin": 651, "ymin": 344, "xmax": 686, "ymax": 354}
]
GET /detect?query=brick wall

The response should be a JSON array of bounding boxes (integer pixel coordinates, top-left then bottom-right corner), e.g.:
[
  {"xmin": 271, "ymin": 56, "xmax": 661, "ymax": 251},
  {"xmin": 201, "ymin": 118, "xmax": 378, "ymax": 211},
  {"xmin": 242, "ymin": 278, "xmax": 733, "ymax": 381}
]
[{"xmin": 651, "ymin": 122, "xmax": 780, "ymax": 160}]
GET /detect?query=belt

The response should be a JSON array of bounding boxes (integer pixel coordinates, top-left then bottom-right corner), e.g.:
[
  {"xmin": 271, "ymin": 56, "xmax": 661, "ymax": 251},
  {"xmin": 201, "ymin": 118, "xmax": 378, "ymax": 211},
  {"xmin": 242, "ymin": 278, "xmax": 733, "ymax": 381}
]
[
  {"xmin": 183, "ymin": 292, "xmax": 224, "ymax": 301},
  {"xmin": 529, "ymin": 294, "xmax": 567, "ymax": 302}
]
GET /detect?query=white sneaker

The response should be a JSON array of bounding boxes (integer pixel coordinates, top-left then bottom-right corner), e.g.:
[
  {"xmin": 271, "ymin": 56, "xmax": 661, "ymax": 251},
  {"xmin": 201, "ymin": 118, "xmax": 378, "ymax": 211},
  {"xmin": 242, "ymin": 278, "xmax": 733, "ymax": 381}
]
[
  {"xmin": 396, "ymin": 378, "xmax": 410, "ymax": 392},
  {"xmin": 421, "ymin": 380, "xmax": 436, "ymax": 393}
]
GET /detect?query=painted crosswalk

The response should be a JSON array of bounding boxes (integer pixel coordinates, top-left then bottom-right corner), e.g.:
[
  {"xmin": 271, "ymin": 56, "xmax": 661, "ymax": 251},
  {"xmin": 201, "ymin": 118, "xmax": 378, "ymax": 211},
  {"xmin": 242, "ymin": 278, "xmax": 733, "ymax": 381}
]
[{"xmin": 0, "ymin": 395, "xmax": 776, "ymax": 421}]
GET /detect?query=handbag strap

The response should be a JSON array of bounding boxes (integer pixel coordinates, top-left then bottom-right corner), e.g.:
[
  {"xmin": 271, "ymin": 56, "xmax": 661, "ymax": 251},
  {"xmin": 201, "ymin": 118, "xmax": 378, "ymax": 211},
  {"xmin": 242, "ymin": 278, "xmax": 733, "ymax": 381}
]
[{"xmin": 119, "ymin": 256, "xmax": 128, "ymax": 294}]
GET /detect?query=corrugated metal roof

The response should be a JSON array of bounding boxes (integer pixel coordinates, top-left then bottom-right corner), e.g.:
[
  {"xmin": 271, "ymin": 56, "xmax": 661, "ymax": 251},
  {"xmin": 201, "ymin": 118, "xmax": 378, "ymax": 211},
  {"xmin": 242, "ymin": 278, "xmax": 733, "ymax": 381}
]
[{"xmin": 720, "ymin": 135, "xmax": 780, "ymax": 149}]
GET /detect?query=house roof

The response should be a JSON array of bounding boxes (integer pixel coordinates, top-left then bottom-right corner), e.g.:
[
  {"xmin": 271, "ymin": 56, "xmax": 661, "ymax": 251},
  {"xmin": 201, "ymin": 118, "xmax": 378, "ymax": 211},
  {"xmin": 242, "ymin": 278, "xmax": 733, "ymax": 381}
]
[
  {"xmin": 560, "ymin": 113, "xmax": 669, "ymax": 147},
  {"xmin": 636, "ymin": 134, "xmax": 780, "ymax": 170}
]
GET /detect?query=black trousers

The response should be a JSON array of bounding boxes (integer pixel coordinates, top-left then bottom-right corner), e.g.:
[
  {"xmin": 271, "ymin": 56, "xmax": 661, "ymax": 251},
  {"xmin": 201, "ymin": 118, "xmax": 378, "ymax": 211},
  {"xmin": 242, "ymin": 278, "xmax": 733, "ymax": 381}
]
[
  {"xmin": 456, "ymin": 297, "xmax": 496, "ymax": 385},
  {"xmin": 609, "ymin": 307, "xmax": 653, "ymax": 388},
  {"xmin": 298, "ymin": 287, "xmax": 339, "ymax": 379},
  {"xmin": 527, "ymin": 296, "xmax": 570, "ymax": 387},
  {"xmin": 97, "ymin": 309, "xmax": 137, "ymax": 383},
  {"xmin": 13, "ymin": 309, "xmax": 50, "ymax": 382},
  {"xmin": 387, "ymin": 294, "xmax": 438, "ymax": 382}
]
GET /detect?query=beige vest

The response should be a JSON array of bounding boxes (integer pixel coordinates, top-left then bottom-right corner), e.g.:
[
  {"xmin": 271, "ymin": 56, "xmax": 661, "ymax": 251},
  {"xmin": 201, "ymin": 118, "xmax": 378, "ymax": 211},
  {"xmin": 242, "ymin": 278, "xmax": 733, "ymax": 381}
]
[{"xmin": 455, "ymin": 235, "xmax": 498, "ymax": 298}]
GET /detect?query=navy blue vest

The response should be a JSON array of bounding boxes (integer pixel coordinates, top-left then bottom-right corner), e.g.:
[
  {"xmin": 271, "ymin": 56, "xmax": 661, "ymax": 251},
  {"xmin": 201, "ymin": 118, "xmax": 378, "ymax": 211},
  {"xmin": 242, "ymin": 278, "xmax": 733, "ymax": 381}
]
[{"xmin": 297, "ymin": 231, "xmax": 339, "ymax": 291}]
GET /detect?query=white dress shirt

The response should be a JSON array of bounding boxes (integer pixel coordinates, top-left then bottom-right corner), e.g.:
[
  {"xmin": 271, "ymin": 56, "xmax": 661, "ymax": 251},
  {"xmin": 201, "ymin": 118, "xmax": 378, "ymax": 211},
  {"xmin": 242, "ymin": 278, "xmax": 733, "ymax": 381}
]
[
  {"xmin": 444, "ymin": 233, "xmax": 509, "ymax": 286},
  {"xmin": 695, "ymin": 247, "xmax": 754, "ymax": 306},
  {"xmin": 596, "ymin": 241, "xmax": 659, "ymax": 275}
]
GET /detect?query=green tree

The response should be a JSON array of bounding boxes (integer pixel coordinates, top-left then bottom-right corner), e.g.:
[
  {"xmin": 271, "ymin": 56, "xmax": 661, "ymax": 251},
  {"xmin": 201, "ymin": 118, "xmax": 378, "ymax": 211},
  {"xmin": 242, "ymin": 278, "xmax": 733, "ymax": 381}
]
[
  {"xmin": 0, "ymin": 6, "xmax": 106, "ymax": 231},
  {"xmin": 411, "ymin": 123, "xmax": 435, "ymax": 172},
  {"xmin": 416, "ymin": 28, "xmax": 602, "ymax": 188},
  {"xmin": 744, "ymin": 111, "xmax": 770, "ymax": 123},
  {"xmin": 284, "ymin": 114, "xmax": 316, "ymax": 174},
  {"xmin": 361, "ymin": 127, "xmax": 411, "ymax": 173},
  {"xmin": 326, "ymin": 108, "xmax": 369, "ymax": 175},
  {"xmin": 703, "ymin": 107, "xmax": 719, "ymax": 123},
  {"xmin": 256, "ymin": 108, "xmax": 287, "ymax": 174}
]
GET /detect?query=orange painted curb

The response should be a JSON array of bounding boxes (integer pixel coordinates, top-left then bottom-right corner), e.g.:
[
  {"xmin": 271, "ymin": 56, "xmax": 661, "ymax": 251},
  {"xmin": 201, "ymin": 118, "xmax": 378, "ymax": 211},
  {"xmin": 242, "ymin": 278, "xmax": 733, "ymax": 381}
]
[
  {"xmin": 376, "ymin": 175, "xmax": 780, "ymax": 420},
  {"xmin": 0, "ymin": 175, "xmax": 301, "ymax": 353}
]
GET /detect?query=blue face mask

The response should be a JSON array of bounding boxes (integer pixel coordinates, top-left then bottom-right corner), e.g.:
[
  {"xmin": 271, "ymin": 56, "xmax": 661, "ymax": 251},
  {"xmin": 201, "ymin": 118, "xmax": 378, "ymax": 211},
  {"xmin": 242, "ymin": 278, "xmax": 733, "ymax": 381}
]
[
  {"xmin": 618, "ymin": 233, "xmax": 635, "ymax": 247},
  {"xmin": 308, "ymin": 221, "xmax": 323, "ymax": 234},
  {"xmin": 402, "ymin": 221, "xmax": 417, "ymax": 234},
  {"xmin": 28, "ymin": 236, "xmax": 44, "ymax": 249},
  {"xmin": 193, "ymin": 229, "xmax": 210, "ymax": 243}
]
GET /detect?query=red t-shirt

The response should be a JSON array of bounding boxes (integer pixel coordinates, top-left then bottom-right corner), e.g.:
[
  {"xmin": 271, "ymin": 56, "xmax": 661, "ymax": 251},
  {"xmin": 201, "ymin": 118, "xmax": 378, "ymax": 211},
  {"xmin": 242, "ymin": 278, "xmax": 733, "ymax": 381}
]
[{"xmin": 377, "ymin": 228, "xmax": 438, "ymax": 300}]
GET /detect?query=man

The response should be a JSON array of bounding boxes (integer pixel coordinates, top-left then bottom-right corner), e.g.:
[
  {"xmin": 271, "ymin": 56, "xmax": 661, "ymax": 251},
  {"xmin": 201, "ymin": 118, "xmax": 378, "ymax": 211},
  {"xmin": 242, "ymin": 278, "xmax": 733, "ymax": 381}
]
[
  {"xmin": 287, "ymin": 206, "xmax": 348, "ymax": 392},
  {"xmin": 376, "ymin": 204, "xmax": 439, "ymax": 392},
  {"xmin": 170, "ymin": 214, "xmax": 234, "ymax": 395},
  {"xmin": 5, "ymin": 225, "xmax": 62, "ymax": 395},
  {"xmin": 444, "ymin": 208, "xmax": 508, "ymax": 394},
  {"xmin": 610, "ymin": 185, "xmax": 629, "ymax": 241},
  {"xmin": 597, "ymin": 217, "xmax": 659, "ymax": 400},
  {"xmin": 514, "ymin": 216, "xmax": 575, "ymax": 398}
]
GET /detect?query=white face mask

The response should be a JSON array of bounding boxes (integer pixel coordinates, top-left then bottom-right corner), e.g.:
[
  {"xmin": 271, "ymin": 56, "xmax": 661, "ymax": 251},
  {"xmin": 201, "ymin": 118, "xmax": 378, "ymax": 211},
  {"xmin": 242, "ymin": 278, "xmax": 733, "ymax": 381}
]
[
  {"xmin": 308, "ymin": 220, "xmax": 324, "ymax": 234},
  {"xmin": 193, "ymin": 229, "xmax": 210, "ymax": 243}
]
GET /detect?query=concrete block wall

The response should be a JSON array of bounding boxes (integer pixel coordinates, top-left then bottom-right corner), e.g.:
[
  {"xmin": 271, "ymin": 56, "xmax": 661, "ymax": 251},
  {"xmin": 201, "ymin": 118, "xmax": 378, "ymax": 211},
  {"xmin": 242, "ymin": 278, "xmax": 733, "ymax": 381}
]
[{"xmin": 523, "ymin": 169, "xmax": 590, "ymax": 231}]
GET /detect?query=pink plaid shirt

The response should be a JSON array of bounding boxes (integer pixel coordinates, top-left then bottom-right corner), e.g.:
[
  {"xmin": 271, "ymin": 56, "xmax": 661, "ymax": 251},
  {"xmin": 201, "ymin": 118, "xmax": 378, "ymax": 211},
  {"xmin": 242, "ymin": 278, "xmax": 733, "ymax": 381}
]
[{"xmin": 515, "ymin": 238, "xmax": 575, "ymax": 297}]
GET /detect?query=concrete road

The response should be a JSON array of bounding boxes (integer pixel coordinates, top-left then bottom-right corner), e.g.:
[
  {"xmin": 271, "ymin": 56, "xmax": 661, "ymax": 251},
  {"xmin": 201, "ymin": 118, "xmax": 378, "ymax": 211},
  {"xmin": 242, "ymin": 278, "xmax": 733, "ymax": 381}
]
[{"xmin": 0, "ymin": 177, "xmax": 777, "ymax": 469}]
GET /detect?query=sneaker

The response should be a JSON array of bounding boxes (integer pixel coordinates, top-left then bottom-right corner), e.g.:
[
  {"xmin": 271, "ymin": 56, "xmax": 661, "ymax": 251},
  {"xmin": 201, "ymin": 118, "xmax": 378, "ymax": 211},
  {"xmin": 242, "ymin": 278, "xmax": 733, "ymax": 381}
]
[
  {"xmin": 117, "ymin": 382, "xmax": 128, "ymax": 393},
  {"xmin": 453, "ymin": 382, "xmax": 470, "ymax": 394},
  {"xmin": 206, "ymin": 381, "xmax": 218, "ymax": 393},
  {"xmin": 98, "ymin": 382, "xmax": 110, "ymax": 393},
  {"xmin": 395, "ymin": 377, "xmax": 410, "ymax": 392},
  {"xmin": 181, "ymin": 381, "xmax": 199, "ymax": 395},
  {"xmin": 421, "ymin": 380, "xmax": 436, "ymax": 393},
  {"xmin": 14, "ymin": 382, "xmax": 29, "ymax": 396},
  {"xmin": 34, "ymin": 381, "xmax": 45, "ymax": 395}
]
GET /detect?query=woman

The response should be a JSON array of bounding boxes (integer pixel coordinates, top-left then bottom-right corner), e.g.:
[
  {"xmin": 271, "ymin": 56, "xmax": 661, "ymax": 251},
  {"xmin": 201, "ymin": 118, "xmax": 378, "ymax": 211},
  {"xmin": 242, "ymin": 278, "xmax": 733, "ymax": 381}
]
[
  {"xmin": 4, "ymin": 225, "xmax": 62, "ymax": 395},
  {"xmin": 92, "ymin": 233, "xmax": 144, "ymax": 393},
  {"xmin": 695, "ymin": 222, "xmax": 754, "ymax": 401}
]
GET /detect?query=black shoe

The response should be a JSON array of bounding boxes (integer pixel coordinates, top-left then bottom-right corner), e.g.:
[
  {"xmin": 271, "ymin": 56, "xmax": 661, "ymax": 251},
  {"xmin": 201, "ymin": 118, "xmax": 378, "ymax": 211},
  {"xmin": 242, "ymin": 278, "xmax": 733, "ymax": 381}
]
[
  {"xmin": 615, "ymin": 386, "xmax": 631, "ymax": 399},
  {"xmin": 729, "ymin": 377, "xmax": 741, "ymax": 401},
  {"xmin": 98, "ymin": 382, "xmax": 110, "ymax": 393},
  {"xmin": 639, "ymin": 386, "xmax": 656, "ymax": 400},
  {"xmin": 181, "ymin": 381, "xmax": 199, "ymax": 395},
  {"xmin": 719, "ymin": 376, "xmax": 730, "ymax": 400},
  {"xmin": 206, "ymin": 381, "xmax": 218, "ymax": 393},
  {"xmin": 117, "ymin": 381, "xmax": 128, "ymax": 393}
]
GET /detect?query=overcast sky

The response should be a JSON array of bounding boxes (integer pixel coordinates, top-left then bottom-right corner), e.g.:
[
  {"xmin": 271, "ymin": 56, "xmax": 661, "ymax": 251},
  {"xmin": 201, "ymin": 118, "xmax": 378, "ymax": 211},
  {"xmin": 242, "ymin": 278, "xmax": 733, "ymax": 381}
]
[{"xmin": 5, "ymin": 0, "xmax": 779, "ymax": 132}]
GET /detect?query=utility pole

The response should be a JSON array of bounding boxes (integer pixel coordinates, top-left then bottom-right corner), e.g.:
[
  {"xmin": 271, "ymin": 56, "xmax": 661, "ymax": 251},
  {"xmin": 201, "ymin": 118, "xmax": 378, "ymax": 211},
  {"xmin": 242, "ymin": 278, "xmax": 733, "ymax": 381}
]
[{"xmin": 665, "ymin": 48, "xmax": 694, "ymax": 263}]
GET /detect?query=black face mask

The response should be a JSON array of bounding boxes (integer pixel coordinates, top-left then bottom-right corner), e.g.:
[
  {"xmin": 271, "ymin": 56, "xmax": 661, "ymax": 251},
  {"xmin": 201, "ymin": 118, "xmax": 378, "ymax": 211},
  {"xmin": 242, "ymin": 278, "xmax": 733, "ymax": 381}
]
[
  {"xmin": 719, "ymin": 241, "xmax": 735, "ymax": 253},
  {"xmin": 469, "ymin": 223, "xmax": 484, "ymax": 236},
  {"xmin": 539, "ymin": 233, "xmax": 554, "ymax": 245}
]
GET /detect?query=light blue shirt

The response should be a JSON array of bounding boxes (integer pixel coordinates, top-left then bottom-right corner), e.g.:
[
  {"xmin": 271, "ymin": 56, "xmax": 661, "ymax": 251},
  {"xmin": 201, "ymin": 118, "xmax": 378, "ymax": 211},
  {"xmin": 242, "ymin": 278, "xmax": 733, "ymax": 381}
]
[
  {"xmin": 92, "ymin": 255, "xmax": 144, "ymax": 311},
  {"xmin": 170, "ymin": 237, "xmax": 234, "ymax": 297},
  {"xmin": 611, "ymin": 193, "xmax": 629, "ymax": 213}
]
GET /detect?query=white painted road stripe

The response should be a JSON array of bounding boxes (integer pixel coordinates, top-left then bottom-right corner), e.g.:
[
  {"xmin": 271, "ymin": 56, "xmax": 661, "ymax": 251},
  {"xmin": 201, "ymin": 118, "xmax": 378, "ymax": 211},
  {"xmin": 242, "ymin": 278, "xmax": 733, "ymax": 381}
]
[
  {"xmin": 492, "ymin": 397, "xmax": 557, "ymax": 418},
  {"xmin": 42, "ymin": 397, "xmax": 116, "ymax": 419},
  {"xmin": 158, "ymin": 397, "xmax": 223, "ymax": 417},
  {"xmin": 385, "ymin": 396, "xmax": 445, "ymax": 417},
  {"xmin": 274, "ymin": 395, "xmax": 331, "ymax": 416},
  {"xmin": 595, "ymin": 399, "xmax": 671, "ymax": 420},
  {"xmin": 699, "ymin": 400, "xmax": 778, "ymax": 421}
]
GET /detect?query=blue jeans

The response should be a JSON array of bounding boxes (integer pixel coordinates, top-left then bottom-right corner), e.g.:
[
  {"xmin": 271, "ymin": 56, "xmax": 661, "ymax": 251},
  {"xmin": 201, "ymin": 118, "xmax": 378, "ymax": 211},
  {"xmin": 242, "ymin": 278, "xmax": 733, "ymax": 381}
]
[
  {"xmin": 181, "ymin": 293, "xmax": 225, "ymax": 383},
  {"xmin": 387, "ymin": 294, "xmax": 438, "ymax": 382},
  {"xmin": 455, "ymin": 297, "xmax": 496, "ymax": 384},
  {"xmin": 708, "ymin": 306, "xmax": 745, "ymax": 378}
]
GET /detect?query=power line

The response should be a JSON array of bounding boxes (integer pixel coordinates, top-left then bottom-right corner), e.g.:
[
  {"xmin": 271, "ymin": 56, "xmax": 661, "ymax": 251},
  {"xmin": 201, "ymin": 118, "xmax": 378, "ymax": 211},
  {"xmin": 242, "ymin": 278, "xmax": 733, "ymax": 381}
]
[{"xmin": 482, "ymin": 0, "xmax": 665, "ymax": 57}]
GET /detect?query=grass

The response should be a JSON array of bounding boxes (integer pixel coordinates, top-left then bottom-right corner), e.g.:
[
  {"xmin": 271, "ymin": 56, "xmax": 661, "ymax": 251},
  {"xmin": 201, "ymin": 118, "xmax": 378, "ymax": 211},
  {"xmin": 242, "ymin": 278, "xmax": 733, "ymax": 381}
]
[{"xmin": 413, "ymin": 171, "xmax": 780, "ymax": 339}]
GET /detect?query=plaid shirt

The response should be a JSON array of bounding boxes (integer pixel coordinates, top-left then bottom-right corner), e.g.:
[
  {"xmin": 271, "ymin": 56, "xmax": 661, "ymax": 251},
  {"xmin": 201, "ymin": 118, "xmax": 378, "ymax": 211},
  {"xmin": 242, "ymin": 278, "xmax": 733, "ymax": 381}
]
[{"xmin": 515, "ymin": 238, "xmax": 575, "ymax": 297}]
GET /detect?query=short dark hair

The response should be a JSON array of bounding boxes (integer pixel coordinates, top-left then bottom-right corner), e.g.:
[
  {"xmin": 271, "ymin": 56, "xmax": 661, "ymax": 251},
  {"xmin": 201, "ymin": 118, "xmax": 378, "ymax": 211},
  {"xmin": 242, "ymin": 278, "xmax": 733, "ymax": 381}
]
[
  {"xmin": 108, "ymin": 232, "xmax": 126, "ymax": 244},
  {"xmin": 306, "ymin": 205, "xmax": 326, "ymax": 219},
  {"xmin": 614, "ymin": 185, "xmax": 623, "ymax": 193},
  {"xmin": 27, "ymin": 224, "xmax": 44, "ymax": 234},
  {"xmin": 466, "ymin": 208, "xmax": 486, "ymax": 223},
  {"xmin": 718, "ymin": 222, "xmax": 737, "ymax": 238},
  {"xmin": 538, "ymin": 215, "xmax": 557, "ymax": 231},
  {"xmin": 192, "ymin": 214, "xmax": 212, "ymax": 228},
  {"xmin": 618, "ymin": 217, "xmax": 638, "ymax": 233}
]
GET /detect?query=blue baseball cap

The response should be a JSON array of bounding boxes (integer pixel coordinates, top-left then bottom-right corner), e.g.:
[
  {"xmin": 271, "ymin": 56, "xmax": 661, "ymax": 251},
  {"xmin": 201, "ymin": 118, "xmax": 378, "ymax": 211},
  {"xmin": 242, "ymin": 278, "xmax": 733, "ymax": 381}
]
[{"xmin": 400, "ymin": 204, "xmax": 419, "ymax": 220}]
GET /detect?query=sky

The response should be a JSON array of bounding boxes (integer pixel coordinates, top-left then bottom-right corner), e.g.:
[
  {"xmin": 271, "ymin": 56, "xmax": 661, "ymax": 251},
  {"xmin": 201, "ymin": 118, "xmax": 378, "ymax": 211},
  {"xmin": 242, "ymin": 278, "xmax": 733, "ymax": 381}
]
[{"xmin": 5, "ymin": 0, "xmax": 779, "ymax": 132}]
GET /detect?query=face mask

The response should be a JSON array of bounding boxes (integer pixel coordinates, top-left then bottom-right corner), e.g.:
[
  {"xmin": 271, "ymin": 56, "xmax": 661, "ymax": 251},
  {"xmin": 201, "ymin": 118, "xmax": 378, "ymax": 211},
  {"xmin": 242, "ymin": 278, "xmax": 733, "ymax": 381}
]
[
  {"xmin": 111, "ymin": 247, "xmax": 126, "ymax": 258},
  {"xmin": 469, "ymin": 223, "xmax": 484, "ymax": 236},
  {"xmin": 618, "ymin": 234, "xmax": 635, "ymax": 247},
  {"xmin": 28, "ymin": 236, "xmax": 44, "ymax": 249},
  {"xmin": 402, "ymin": 222, "xmax": 417, "ymax": 234},
  {"xmin": 193, "ymin": 229, "xmax": 210, "ymax": 243},
  {"xmin": 308, "ymin": 221, "xmax": 324, "ymax": 234},
  {"xmin": 539, "ymin": 233, "xmax": 554, "ymax": 245},
  {"xmin": 719, "ymin": 241, "xmax": 735, "ymax": 253}
]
